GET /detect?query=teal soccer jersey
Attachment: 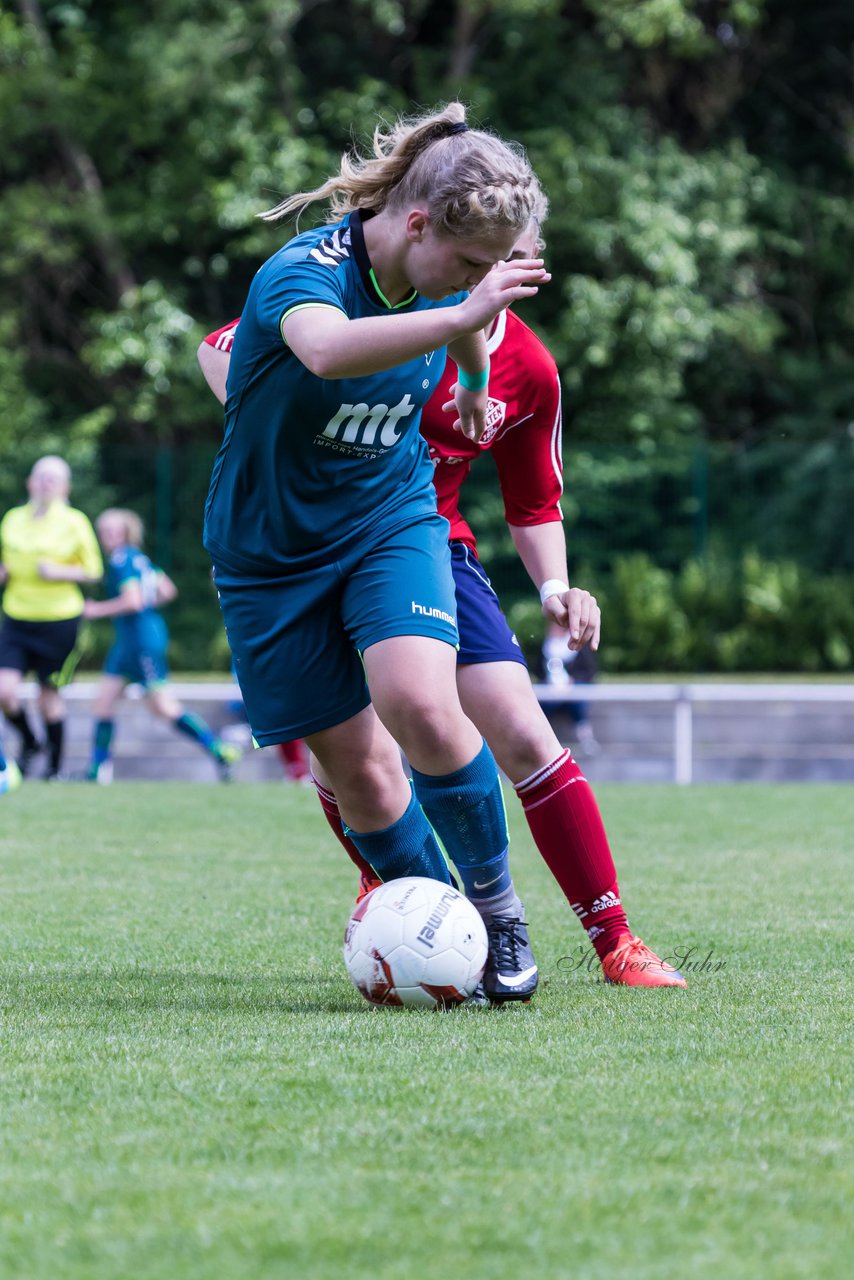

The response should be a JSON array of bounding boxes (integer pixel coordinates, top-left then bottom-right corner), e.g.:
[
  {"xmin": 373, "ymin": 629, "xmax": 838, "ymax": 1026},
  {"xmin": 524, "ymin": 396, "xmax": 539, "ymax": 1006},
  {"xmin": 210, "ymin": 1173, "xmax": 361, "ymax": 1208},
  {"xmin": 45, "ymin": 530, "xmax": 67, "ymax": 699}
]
[
  {"xmin": 103, "ymin": 546, "xmax": 169, "ymax": 685},
  {"xmin": 105, "ymin": 547, "xmax": 161, "ymax": 637},
  {"xmin": 204, "ymin": 211, "xmax": 465, "ymax": 571}
]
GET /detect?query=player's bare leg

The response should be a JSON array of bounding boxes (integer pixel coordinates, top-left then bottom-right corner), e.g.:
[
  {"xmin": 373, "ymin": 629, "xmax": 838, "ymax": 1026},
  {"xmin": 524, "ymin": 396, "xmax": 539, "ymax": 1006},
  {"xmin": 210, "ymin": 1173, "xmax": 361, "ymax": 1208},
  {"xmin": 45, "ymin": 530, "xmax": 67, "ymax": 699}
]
[
  {"xmin": 307, "ymin": 705, "xmax": 451, "ymax": 885},
  {"xmin": 147, "ymin": 685, "xmax": 241, "ymax": 782},
  {"xmin": 456, "ymin": 659, "xmax": 685, "ymax": 987},
  {"xmin": 0, "ymin": 666, "xmax": 42, "ymax": 776},
  {"xmin": 456, "ymin": 659, "xmax": 562, "ymax": 783}
]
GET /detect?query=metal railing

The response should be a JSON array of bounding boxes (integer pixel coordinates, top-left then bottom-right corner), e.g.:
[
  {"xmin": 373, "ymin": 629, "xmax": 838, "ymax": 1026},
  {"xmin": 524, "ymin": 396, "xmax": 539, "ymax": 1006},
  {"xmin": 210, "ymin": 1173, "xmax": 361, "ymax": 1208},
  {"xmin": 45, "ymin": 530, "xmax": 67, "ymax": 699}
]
[
  {"xmin": 533, "ymin": 682, "xmax": 854, "ymax": 784},
  {"xmin": 23, "ymin": 679, "xmax": 854, "ymax": 785}
]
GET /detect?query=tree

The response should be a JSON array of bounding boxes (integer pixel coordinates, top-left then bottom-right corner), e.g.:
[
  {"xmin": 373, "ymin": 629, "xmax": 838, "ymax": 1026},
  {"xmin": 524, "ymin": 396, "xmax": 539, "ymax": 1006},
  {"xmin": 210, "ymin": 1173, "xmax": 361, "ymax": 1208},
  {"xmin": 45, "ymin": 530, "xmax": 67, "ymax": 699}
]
[{"xmin": 1, "ymin": 0, "xmax": 852, "ymax": 667}]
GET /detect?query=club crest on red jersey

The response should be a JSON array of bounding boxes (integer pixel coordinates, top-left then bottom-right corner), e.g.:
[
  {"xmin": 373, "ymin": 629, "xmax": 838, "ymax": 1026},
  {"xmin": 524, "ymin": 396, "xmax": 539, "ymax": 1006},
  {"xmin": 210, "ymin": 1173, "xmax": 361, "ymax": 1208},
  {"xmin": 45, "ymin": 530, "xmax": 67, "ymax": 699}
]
[{"xmin": 479, "ymin": 398, "xmax": 507, "ymax": 446}]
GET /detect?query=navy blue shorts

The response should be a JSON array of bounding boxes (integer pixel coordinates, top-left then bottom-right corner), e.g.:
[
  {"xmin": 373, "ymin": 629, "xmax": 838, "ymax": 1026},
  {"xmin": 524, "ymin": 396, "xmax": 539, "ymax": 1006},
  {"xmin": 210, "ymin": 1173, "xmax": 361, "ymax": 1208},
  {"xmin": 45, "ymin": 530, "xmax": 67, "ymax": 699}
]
[
  {"xmin": 213, "ymin": 515, "xmax": 458, "ymax": 744},
  {"xmin": 450, "ymin": 542, "xmax": 527, "ymax": 668}
]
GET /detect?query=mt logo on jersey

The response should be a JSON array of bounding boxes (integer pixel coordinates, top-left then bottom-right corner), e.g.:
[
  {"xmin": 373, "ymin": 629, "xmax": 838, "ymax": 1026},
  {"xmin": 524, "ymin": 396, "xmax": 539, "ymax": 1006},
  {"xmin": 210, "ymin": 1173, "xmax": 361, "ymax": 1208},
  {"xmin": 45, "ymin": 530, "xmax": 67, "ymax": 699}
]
[{"xmin": 317, "ymin": 394, "xmax": 416, "ymax": 452}]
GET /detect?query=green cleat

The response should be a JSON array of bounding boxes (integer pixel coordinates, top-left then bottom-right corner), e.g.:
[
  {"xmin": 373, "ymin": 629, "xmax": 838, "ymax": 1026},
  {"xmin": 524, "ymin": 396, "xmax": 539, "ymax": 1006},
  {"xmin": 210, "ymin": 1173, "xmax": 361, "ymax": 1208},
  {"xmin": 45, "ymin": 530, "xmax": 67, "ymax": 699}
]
[{"xmin": 214, "ymin": 741, "xmax": 242, "ymax": 782}]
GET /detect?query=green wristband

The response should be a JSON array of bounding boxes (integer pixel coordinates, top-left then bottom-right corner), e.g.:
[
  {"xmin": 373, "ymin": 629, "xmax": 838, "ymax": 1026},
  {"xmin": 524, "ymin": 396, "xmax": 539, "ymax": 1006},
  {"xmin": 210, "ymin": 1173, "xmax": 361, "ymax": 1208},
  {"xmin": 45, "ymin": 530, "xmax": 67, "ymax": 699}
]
[{"xmin": 457, "ymin": 361, "xmax": 490, "ymax": 392}]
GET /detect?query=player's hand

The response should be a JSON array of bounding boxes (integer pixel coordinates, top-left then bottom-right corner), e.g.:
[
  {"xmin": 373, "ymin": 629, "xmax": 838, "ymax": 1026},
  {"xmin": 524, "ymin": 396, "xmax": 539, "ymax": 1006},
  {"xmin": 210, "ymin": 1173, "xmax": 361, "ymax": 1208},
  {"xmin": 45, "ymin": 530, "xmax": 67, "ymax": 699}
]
[
  {"xmin": 82, "ymin": 600, "xmax": 99, "ymax": 620},
  {"xmin": 0, "ymin": 562, "xmax": 7, "ymax": 586},
  {"xmin": 543, "ymin": 587, "xmax": 600, "ymax": 652},
  {"xmin": 37, "ymin": 560, "xmax": 65, "ymax": 581},
  {"xmin": 443, "ymin": 382, "xmax": 488, "ymax": 442},
  {"xmin": 459, "ymin": 259, "xmax": 550, "ymax": 332}
]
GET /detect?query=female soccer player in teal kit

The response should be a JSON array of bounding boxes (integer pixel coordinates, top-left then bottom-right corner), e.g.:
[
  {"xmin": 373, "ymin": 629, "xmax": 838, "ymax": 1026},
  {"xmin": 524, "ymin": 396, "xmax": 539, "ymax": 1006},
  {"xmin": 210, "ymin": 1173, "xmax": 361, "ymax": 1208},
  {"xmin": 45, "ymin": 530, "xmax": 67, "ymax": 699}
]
[
  {"xmin": 204, "ymin": 104, "xmax": 584, "ymax": 999},
  {"xmin": 202, "ymin": 215, "xmax": 686, "ymax": 991}
]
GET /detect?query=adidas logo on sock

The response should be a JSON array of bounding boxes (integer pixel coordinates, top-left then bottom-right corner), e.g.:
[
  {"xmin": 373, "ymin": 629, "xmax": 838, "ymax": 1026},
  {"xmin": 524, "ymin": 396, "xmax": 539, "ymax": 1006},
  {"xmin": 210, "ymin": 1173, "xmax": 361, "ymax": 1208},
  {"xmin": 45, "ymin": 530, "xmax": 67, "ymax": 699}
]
[{"xmin": 590, "ymin": 891, "xmax": 621, "ymax": 914}]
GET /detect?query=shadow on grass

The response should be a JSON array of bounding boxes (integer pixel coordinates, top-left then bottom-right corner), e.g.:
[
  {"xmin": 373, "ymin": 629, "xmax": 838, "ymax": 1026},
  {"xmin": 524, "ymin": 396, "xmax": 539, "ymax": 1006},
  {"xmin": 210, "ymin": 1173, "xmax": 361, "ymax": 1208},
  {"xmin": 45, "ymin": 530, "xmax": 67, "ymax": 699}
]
[{"xmin": 0, "ymin": 969, "xmax": 371, "ymax": 1016}]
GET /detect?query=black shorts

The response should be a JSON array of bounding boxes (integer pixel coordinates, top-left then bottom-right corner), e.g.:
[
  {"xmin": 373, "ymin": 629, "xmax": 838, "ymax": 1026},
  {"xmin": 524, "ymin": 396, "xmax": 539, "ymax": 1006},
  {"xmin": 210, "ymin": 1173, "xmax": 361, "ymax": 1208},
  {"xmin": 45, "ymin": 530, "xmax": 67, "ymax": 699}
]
[{"xmin": 0, "ymin": 615, "xmax": 81, "ymax": 686}]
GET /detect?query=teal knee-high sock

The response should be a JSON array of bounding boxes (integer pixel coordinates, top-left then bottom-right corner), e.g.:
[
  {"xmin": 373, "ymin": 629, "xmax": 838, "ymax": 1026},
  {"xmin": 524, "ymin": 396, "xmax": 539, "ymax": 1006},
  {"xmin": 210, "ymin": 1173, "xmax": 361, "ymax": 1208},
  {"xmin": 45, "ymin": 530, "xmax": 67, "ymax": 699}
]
[
  {"xmin": 410, "ymin": 740, "xmax": 514, "ymax": 902},
  {"xmin": 174, "ymin": 711, "xmax": 220, "ymax": 757},
  {"xmin": 346, "ymin": 788, "xmax": 452, "ymax": 885},
  {"xmin": 91, "ymin": 719, "xmax": 114, "ymax": 768}
]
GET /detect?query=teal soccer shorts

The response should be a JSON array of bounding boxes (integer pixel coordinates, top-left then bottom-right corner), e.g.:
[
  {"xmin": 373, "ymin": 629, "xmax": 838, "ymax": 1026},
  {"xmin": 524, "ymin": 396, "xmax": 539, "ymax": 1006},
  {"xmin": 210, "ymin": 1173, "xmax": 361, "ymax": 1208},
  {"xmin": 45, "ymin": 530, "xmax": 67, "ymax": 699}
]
[
  {"xmin": 212, "ymin": 515, "xmax": 458, "ymax": 744},
  {"xmin": 103, "ymin": 613, "xmax": 170, "ymax": 688}
]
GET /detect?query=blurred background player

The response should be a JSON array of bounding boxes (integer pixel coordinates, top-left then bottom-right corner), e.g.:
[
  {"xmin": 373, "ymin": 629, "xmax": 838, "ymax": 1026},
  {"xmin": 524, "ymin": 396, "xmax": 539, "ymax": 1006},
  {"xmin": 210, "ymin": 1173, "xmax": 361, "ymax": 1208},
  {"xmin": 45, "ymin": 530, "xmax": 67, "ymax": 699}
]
[
  {"xmin": 277, "ymin": 739, "xmax": 310, "ymax": 783},
  {"xmin": 541, "ymin": 619, "xmax": 601, "ymax": 757},
  {"xmin": 0, "ymin": 455, "xmax": 103, "ymax": 780},
  {"xmin": 199, "ymin": 209, "xmax": 685, "ymax": 989},
  {"xmin": 82, "ymin": 508, "xmax": 241, "ymax": 783},
  {"xmin": 219, "ymin": 672, "xmax": 310, "ymax": 783}
]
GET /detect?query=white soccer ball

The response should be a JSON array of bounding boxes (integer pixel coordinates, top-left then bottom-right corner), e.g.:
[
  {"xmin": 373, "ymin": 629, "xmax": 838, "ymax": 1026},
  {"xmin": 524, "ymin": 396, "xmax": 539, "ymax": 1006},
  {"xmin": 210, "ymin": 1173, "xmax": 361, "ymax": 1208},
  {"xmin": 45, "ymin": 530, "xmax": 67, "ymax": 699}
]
[{"xmin": 343, "ymin": 877, "xmax": 488, "ymax": 1009}]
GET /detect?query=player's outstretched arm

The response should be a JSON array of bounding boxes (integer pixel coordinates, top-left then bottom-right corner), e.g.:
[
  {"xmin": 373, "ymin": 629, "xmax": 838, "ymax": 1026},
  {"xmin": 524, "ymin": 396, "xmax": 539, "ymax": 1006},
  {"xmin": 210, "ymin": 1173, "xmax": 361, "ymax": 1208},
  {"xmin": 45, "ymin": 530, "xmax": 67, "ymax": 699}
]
[
  {"xmin": 198, "ymin": 341, "xmax": 229, "ymax": 406},
  {"xmin": 83, "ymin": 580, "xmax": 144, "ymax": 621},
  {"xmin": 155, "ymin": 572, "xmax": 178, "ymax": 606},
  {"xmin": 443, "ymin": 329, "xmax": 490, "ymax": 442},
  {"xmin": 37, "ymin": 561, "xmax": 101, "ymax": 585},
  {"xmin": 509, "ymin": 521, "xmax": 600, "ymax": 652},
  {"xmin": 281, "ymin": 259, "xmax": 549, "ymax": 381}
]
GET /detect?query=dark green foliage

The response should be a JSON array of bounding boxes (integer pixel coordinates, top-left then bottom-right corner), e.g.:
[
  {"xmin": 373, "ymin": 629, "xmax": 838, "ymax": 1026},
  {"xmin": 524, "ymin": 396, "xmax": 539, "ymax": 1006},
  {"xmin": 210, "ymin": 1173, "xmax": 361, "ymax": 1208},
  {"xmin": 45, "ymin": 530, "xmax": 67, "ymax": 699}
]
[
  {"xmin": 510, "ymin": 547, "xmax": 854, "ymax": 675},
  {"xmin": 1, "ymin": 1, "xmax": 852, "ymax": 671},
  {"xmin": 515, "ymin": 549, "xmax": 854, "ymax": 674}
]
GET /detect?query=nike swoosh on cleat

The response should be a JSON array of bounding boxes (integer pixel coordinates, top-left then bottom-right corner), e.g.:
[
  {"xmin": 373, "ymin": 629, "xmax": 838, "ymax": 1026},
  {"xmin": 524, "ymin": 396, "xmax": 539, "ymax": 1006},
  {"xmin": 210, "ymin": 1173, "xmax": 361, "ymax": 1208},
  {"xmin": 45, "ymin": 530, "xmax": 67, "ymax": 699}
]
[
  {"xmin": 495, "ymin": 966, "xmax": 538, "ymax": 987},
  {"xmin": 473, "ymin": 875, "xmax": 503, "ymax": 891}
]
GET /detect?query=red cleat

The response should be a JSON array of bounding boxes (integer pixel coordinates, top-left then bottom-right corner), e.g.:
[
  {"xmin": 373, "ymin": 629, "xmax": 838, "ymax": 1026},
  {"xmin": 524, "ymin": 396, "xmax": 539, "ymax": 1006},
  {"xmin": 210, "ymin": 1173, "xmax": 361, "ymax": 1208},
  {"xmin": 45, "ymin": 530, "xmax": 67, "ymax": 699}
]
[
  {"xmin": 601, "ymin": 935, "xmax": 687, "ymax": 987},
  {"xmin": 356, "ymin": 871, "xmax": 383, "ymax": 904}
]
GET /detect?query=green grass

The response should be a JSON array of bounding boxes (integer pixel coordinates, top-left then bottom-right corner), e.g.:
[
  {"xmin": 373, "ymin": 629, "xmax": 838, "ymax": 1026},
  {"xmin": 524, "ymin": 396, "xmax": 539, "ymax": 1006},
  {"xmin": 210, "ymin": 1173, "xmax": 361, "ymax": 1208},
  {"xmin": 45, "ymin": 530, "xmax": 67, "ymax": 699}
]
[{"xmin": 1, "ymin": 783, "xmax": 851, "ymax": 1280}]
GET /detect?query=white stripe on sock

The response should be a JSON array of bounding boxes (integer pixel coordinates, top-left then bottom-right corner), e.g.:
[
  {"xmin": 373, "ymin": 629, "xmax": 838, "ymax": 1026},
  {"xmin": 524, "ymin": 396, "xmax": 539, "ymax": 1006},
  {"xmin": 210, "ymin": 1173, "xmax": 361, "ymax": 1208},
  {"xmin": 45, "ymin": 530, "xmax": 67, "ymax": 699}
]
[{"xmin": 514, "ymin": 749, "xmax": 573, "ymax": 796}]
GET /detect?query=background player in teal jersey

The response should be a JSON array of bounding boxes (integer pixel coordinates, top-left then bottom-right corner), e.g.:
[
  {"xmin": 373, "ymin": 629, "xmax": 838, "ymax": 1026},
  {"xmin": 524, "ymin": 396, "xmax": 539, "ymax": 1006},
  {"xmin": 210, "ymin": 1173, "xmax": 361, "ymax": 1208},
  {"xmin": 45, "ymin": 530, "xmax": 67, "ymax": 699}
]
[
  {"xmin": 204, "ymin": 103, "xmax": 589, "ymax": 1001},
  {"xmin": 82, "ymin": 509, "xmax": 241, "ymax": 783}
]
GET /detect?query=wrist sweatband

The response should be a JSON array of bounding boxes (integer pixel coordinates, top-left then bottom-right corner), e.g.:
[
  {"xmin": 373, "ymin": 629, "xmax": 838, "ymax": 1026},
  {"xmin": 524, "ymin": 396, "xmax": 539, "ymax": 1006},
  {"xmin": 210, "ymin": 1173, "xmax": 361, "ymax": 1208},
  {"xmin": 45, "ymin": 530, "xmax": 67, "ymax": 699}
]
[
  {"xmin": 539, "ymin": 579, "xmax": 569, "ymax": 606},
  {"xmin": 457, "ymin": 361, "xmax": 489, "ymax": 392}
]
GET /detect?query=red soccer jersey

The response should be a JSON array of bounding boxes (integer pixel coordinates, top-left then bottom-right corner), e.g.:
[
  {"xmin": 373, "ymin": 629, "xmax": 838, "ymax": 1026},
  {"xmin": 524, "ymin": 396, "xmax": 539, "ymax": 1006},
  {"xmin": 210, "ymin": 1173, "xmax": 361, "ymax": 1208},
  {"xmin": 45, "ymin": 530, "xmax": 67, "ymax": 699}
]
[
  {"xmin": 202, "ymin": 307, "xmax": 563, "ymax": 554},
  {"xmin": 422, "ymin": 307, "xmax": 563, "ymax": 551}
]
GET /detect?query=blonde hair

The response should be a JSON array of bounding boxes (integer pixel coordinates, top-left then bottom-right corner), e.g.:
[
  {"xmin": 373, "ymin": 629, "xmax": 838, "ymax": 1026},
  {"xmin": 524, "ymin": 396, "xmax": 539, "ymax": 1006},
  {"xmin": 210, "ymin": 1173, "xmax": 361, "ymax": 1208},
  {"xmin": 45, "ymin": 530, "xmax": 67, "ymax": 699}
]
[
  {"xmin": 31, "ymin": 455, "xmax": 71, "ymax": 485},
  {"xmin": 261, "ymin": 103, "xmax": 546, "ymax": 243},
  {"xmin": 530, "ymin": 189, "xmax": 549, "ymax": 252},
  {"xmin": 97, "ymin": 508, "xmax": 145, "ymax": 547}
]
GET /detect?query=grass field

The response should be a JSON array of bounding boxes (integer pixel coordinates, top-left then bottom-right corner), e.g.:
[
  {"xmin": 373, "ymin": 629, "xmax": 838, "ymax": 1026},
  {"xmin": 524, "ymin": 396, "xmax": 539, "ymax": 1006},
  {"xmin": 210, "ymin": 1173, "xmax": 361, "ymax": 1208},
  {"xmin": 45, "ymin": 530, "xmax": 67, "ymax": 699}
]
[{"xmin": 1, "ymin": 782, "xmax": 851, "ymax": 1280}]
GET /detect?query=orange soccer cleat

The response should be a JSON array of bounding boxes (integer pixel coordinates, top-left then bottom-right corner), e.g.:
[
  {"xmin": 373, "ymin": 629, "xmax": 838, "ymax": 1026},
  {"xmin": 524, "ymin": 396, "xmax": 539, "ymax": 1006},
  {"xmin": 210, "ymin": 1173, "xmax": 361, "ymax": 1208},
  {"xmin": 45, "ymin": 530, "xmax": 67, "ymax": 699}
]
[
  {"xmin": 601, "ymin": 934, "xmax": 687, "ymax": 988},
  {"xmin": 356, "ymin": 871, "xmax": 383, "ymax": 904}
]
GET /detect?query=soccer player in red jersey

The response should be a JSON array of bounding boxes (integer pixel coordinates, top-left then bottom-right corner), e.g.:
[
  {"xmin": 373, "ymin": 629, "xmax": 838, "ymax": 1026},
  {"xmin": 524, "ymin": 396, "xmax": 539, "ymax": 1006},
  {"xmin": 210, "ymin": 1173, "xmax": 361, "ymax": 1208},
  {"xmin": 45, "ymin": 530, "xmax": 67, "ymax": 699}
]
[{"xmin": 199, "ymin": 216, "xmax": 685, "ymax": 990}]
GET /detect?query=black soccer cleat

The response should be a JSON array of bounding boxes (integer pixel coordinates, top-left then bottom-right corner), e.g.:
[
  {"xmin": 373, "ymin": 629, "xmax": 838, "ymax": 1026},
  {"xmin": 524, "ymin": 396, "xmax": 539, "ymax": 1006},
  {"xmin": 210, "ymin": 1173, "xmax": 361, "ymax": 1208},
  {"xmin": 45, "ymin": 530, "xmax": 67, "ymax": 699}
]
[
  {"xmin": 483, "ymin": 914, "xmax": 539, "ymax": 1003},
  {"xmin": 462, "ymin": 981, "xmax": 490, "ymax": 1008}
]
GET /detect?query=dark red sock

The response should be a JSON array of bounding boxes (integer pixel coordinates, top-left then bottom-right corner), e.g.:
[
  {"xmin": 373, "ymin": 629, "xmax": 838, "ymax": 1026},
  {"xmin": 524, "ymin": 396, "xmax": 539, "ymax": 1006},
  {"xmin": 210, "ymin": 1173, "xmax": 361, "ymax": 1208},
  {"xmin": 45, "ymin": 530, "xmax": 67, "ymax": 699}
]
[
  {"xmin": 571, "ymin": 880, "xmax": 631, "ymax": 959},
  {"xmin": 311, "ymin": 773, "xmax": 382, "ymax": 894},
  {"xmin": 514, "ymin": 749, "xmax": 630, "ymax": 958},
  {"xmin": 277, "ymin": 739, "xmax": 309, "ymax": 781}
]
